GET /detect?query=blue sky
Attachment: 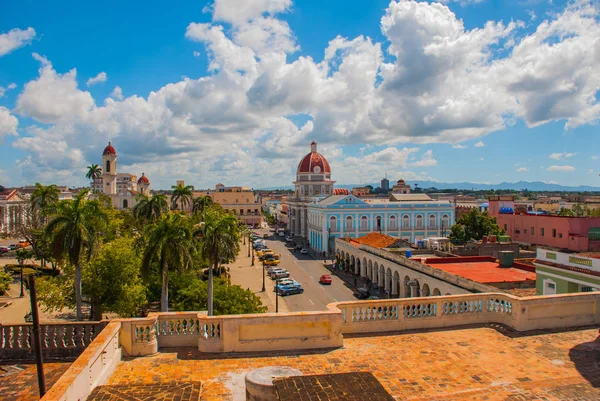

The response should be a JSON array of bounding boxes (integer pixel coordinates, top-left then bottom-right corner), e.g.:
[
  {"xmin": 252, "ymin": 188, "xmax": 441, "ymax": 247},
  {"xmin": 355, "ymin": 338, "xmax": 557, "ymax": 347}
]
[{"xmin": 0, "ymin": 0, "xmax": 598, "ymax": 189}]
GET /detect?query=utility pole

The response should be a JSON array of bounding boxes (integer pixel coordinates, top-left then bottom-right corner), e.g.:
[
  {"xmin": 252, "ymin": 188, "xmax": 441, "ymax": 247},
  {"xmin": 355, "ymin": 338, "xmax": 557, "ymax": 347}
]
[{"xmin": 28, "ymin": 275, "xmax": 46, "ymax": 397}]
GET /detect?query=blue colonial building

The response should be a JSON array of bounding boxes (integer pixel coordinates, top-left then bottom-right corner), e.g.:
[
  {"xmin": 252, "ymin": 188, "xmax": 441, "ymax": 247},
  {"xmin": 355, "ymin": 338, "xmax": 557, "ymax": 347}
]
[{"xmin": 306, "ymin": 179, "xmax": 455, "ymax": 254}]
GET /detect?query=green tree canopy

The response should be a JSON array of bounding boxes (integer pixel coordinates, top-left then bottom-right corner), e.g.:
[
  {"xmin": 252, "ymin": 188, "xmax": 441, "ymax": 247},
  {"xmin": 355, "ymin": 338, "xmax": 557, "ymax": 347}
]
[
  {"xmin": 84, "ymin": 237, "xmax": 146, "ymax": 320},
  {"xmin": 192, "ymin": 195, "xmax": 214, "ymax": 216},
  {"xmin": 173, "ymin": 277, "xmax": 266, "ymax": 315},
  {"xmin": 45, "ymin": 189, "xmax": 108, "ymax": 320},
  {"xmin": 133, "ymin": 194, "xmax": 169, "ymax": 223},
  {"xmin": 0, "ymin": 271, "xmax": 12, "ymax": 294},
  {"xmin": 86, "ymin": 164, "xmax": 103, "ymax": 181},
  {"xmin": 142, "ymin": 213, "xmax": 195, "ymax": 312},
  {"xmin": 171, "ymin": 183, "xmax": 194, "ymax": 211},
  {"xmin": 196, "ymin": 209, "xmax": 241, "ymax": 316},
  {"xmin": 449, "ymin": 208, "xmax": 504, "ymax": 243}
]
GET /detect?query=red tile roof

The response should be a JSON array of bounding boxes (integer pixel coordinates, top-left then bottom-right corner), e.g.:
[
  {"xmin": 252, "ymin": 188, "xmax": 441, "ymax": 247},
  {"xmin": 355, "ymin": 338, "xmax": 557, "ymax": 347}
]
[
  {"xmin": 349, "ymin": 233, "xmax": 403, "ymax": 249},
  {"xmin": 425, "ymin": 260, "xmax": 536, "ymax": 284}
]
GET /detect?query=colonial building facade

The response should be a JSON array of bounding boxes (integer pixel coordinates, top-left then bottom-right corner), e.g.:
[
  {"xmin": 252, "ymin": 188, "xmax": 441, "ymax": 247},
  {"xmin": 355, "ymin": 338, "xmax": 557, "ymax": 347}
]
[
  {"xmin": 90, "ymin": 142, "xmax": 151, "ymax": 209},
  {"xmin": 288, "ymin": 142, "xmax": 455, "ymax": 254},
  {"xmin": 0, "ymin": 188, "xmax": 27, "ymax": 235}
]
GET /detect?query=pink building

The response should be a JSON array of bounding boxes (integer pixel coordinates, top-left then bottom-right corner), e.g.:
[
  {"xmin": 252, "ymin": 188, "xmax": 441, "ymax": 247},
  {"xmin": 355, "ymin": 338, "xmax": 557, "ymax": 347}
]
[{"xmin": 488, "ymin": 196, "xmax": 600, "ymax": 252}]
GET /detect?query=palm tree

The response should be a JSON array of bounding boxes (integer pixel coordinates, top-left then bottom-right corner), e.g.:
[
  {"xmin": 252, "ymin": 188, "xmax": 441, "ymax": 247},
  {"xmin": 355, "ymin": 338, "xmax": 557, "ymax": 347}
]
[
  {"xmin": 142, "ymin": 213, "xmax": 195, "ymax": 312},
  {"xmin": 30, "ymin": 183, "xmax": 60, "ymax": 217},
  {"xmin": 86, "ymin": 164, "xmax": 103, "ymax": 181},
  {"xmin": 171, "ymin": 183, "xmax": 194, "ymax": 211},
  {"xmin": 192, "ymin": 195, "xmax": 214, "ymax": 215},
  {"xmin": 197, "ymin": 209, "xmax": 240, "ymax": 316},
  {"xmin": 45, "ymin": 189, "xmax": 108, "ymax": 320},
  {"xmin": 133, "ymin": 194, "xmax": 169, "ymax": 222}
]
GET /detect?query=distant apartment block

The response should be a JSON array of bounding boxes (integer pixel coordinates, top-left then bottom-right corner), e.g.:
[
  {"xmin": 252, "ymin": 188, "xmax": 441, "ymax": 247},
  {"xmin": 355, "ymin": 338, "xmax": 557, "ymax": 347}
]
[
  {"xmin": 489, "ymin": 196, "xmax": 600, "ymax": 252},
  {"xmin": 207, "ymin": 184, "xmax": 262, "ymax": 227}
]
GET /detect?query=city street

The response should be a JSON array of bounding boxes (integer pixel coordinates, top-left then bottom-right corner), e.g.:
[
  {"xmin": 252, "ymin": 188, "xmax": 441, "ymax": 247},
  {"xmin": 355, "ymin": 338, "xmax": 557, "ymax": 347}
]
[{"xmin": 254, "ymin": 229, "xmax": 356, "ymax": 312}]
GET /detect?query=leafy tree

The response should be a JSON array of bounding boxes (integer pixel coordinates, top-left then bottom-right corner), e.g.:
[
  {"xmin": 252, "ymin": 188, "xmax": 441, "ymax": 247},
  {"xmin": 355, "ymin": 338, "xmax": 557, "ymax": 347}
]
[
  {"xmin": 171, "ymin": 183, "xmax": 194, "ymax": 211},
  {"xmin": 192, "ymin": 196, "xmax": 213, "ymax": 216},
  {"xmin": 133, "ymin": 194, "xmax": 169, "ymax": 222},
  {"xmin": 173, "ymin": 277, "xmax": 266, "ymax": 315},
  {"xmin": 45, "ymin": 189, "xmax": 108, "ymax": 320},
  {"xmin": 84, "ymin": 237, "xmax": 146, "ymax": 320},
  {"xmin": 196, "ymin": 209, "xmax": 240, "ymax": 316},
  {"xmin": 35, "ymin": 273, "xmax": 74, "ymax": 314},
  {"xmin": 86, "ymin": 164, "xmax": 103, "ymax": 181},
  {"xmin": 0, "ymin": 271, "xmax": 12, "ymax": 294},
  {"xmin": 449, "ymin": 208, "xmax": 504, "ymax": 243},
  {"xmin": 141, "ymin": 213, "xmax": 195, "ymax": 312},
  {"xmin": 558, "ymin": 207, "xmax": 574, "ymax": 217}
]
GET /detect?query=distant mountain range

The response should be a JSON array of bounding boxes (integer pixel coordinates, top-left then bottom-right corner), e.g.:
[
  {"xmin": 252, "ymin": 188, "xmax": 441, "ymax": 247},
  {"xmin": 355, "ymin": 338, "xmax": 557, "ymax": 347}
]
[{"xmin": 258, "ymin": 180, "xmax": 600, "ymax": 192}]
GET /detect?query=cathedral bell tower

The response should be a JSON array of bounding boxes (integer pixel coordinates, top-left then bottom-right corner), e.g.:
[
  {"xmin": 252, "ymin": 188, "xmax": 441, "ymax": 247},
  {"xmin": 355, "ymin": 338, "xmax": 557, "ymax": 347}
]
[{"xmin": 102, "ymin": 142, "xmax": 117, "ymax": 195}]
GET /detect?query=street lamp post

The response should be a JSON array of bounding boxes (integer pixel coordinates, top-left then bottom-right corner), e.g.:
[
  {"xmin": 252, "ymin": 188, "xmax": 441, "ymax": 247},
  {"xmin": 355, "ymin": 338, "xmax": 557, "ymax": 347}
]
[
  {"xmin": 247, "ymin": 234, "xmax": 251, "ymax": 257},
  {"xmin": 252, "ymin": 244, "xmax": 255, "ymax": 266},
  {"xmin": 20, "ymin": 260, "xmax": 24, "ymax": 297},
  {"xmin": 261, "ymin": 260, "xmax": 265, "ymax": 292},
  {"xmin": 275, "ymin": 284, "xmax": 279, "ymax": 313}
]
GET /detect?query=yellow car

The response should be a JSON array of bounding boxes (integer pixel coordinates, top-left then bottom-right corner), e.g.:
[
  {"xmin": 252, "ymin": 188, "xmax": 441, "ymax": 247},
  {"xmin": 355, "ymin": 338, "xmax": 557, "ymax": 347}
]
[
  {"xmin": 256, "ymin": 249, "xmax": 273, "ymax": 257},
  {"xmin": 264, "ymin": 258, "xmax": 280, "ymax": 266}
]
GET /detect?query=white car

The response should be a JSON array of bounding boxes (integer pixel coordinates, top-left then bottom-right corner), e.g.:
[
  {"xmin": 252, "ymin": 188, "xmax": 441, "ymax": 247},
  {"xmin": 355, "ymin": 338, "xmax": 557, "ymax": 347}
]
[
  {"xmin": 300, "ymin": 248, "xmax": 308, "ymax": 254},
  {"xmin": 285, "ymin": 236, "xmax": 292, "ymax": 242}
]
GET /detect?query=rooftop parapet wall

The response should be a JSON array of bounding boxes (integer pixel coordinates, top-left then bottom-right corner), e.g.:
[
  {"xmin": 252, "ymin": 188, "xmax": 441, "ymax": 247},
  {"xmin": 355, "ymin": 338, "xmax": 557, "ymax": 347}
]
[
  {"xmin": 536, "ymin": 248, "xmax": 600, "ymax": 273},
  {"xmin": 40, "ymin": 291, "xmax": 600, "ymax": 401}
]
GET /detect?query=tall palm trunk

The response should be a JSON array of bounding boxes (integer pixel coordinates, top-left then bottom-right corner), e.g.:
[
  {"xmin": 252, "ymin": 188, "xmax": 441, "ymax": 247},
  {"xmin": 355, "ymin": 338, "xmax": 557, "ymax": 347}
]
[
  {"xmin": 208, "ymin": 251, "xmax": 216, "ymax": 316},
  {"xmin": 161, "ymin": 259, "xmax": 169, "ymax": 312},
  {"xmin": 75, "ymin": 260, "xmax": 83, "ymax": 320}
]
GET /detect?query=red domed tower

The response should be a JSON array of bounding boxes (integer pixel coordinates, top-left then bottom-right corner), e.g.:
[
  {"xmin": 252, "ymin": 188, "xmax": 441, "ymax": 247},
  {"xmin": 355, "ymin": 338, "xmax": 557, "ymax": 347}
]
[
  {"xmin": 137, "ymin": 173, "xmax": 150, "ymax": 196},
  {"xmin": 289, "ymin": 141, "xmax": 336, "ymax": 237}
]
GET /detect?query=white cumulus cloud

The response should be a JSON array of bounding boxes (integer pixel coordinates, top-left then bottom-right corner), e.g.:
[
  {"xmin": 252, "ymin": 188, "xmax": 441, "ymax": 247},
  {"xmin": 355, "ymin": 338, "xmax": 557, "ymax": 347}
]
[
  {"xmin": 549, "ymin": 152, "xmax": 577, "ymax": 160},
  {"xmin": 109, "ymin": 86, "xmax": 123, "ymax": 100},
  {"xmin": 86, "ymin": 72, "xmax": 107, "ymax": 86},
  {"xmin": 0, "ymin": 107, "xmax": 19, "ymax": 141},
  {"xmin": 547, "ymin": 165, "xmax": 576, "ymax": 172},
  {"xmin": 474, "ymin": 141, "xmax": 485, "ymax": 147},
  {"xmin": 516, "ymin": 167, "xmax": 529, "ymax": 172},
  {"xmin": 0, "ymin": 27, "xmax": 36, "ymax": 57}
]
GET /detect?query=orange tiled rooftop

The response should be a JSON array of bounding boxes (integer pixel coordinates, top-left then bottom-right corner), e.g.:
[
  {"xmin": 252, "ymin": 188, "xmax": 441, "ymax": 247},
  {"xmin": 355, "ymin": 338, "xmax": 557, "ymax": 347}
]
[
  {"xmin": 103, "ymin": 326, "xmax": 600, "ymax": 401},
  {"xmin": 349, "ymin": 232, "xmax": 403, "ymax": 249},
  {"xmin": 426, "ymin": 259, "xmax": 536, "ymax": 284}
]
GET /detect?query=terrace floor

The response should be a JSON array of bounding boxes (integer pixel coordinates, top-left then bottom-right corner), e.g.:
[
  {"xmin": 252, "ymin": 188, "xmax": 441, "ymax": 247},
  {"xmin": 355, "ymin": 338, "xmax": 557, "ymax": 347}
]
[{"xmin": 102, "ymin": 325, "xmax": 600, "ymax": 401}]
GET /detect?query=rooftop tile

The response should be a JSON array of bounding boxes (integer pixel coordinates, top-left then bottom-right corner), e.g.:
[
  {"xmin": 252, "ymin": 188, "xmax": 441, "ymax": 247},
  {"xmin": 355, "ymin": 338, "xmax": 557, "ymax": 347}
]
[{"xmin": 105, "ymin": 326, "xmax": 600, "ymax": 400}]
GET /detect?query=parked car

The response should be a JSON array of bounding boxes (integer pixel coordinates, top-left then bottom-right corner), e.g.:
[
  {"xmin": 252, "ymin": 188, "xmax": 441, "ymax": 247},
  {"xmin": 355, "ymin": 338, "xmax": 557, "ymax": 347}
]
[
  {"xmin": 278, "ymin": 232, "xmax": 285, "ymax": 237},
  {"xmin": 18, "ymin": 239, "xmax": 30, "ymax": 247},
  {"xmin": 257, "ymin": 249, "xmax": 273, "ymax": 257},
  {"xmin": 277, "ymin": 284, "xmax": 304, "ymax": 296},
  {"xmin": 272, "ymin": 270, "xmax": 290, "ymax": 279},
  {"xmin": 264, "ymin": 258, "xmax": 280, "ymax": 266},
  {"xmin": 0, "ymin": 246, "xmax": 10, "ymax": 254},
  {"xmin": 275, "ymin": 279, "xmax": 300, "ymax": 291},
  {"xmin": 319, "ymin": 274, "xmax": 332, "ymax": 285},
  {"xmin": 9, "ymin": 244, "xmax": 20, "ymax": 250},
  {"xmin": 353, "ymin": 287, "xmax": 370, "ymax": 300},
  {"xmin": 285, "ymin": 236, "xmax": 292, "ymax": 242},
  {"xmin": 267, "ymin": 267, "xmax": 286, "ymax": 276},
  {"xmin": 300, "ymin": 248, "xmax": 308, "ymax": 254}
]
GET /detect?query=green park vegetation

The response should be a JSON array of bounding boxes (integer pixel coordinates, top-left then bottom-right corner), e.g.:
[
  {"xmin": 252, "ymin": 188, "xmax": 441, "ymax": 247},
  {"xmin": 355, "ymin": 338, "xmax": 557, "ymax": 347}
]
[
  {"xmin": 15, "ymin": 180, "xmax": 266, "ymax": 321},
  {"xmin": 449, "ymin": 208, "xmax": 505, "ymax": 243}
]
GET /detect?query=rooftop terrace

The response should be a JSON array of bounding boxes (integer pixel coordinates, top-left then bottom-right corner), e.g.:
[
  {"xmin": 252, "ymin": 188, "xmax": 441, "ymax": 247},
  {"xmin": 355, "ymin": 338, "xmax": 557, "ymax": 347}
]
[
  {"xmin": 425, "ymin": 258, "xmax": 536, "ymax": 285},
  {"xmin": 98, "ymin": 325, "xmax": 600, "ymax": 401},
  {"xmin": 15, "ymin": 292, "xmax": 600, "ymax": 401}
]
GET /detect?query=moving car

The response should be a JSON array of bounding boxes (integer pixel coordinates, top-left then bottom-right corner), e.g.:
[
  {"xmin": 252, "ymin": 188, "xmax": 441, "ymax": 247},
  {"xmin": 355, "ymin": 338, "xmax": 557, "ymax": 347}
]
[
  {"xmin": 9, "ymin": 244, "xmax": 20, "ymax": 250},
  {"xmin": 0, "ymin": 246, "xmax": 10, "ymax": 254},
  {"xmin": 18, "ymin": 240, "xmax": 30, "ymax": 247},
  {"xmin": 277, "ymin": 284, "xmax": 304, "ymax": 296},
  {"xmin": 300, "ymin": 248, "xmax": 308, "ymax": 254},
  {"xmin": 319, "ymin": 274, "xmax": 332, "ymax": 285}
]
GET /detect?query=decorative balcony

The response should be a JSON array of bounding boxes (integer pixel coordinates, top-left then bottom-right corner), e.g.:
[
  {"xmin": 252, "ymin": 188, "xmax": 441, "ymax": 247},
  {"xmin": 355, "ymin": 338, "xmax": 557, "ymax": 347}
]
[{"xmin": 27, "ymin": 293, "xmax": 600, "ymax": 401}]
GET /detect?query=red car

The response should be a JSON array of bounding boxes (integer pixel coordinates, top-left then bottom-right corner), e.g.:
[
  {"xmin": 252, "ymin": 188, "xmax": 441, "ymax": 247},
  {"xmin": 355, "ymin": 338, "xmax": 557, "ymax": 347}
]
[{"xmin": 319, "ymin": 274, "xmax": 332, "ymax": 285}]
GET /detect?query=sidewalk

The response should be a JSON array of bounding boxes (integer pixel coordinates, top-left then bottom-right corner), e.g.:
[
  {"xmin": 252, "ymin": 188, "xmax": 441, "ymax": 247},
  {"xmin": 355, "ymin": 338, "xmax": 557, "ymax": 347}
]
[{"xmin": 228, "ymin": 242, "xmax": 290, "ymax": 313}]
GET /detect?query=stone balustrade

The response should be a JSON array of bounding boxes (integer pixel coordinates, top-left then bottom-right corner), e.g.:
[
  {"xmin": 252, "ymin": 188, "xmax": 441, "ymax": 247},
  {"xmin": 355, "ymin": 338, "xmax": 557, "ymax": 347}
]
[
  {"xmin": 40, "ymin": 291, "xmax": 600, "ymax": 401},
  {"xmin": 0, "ymin": 322, "xmax": 107, "ymax": 362}
]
